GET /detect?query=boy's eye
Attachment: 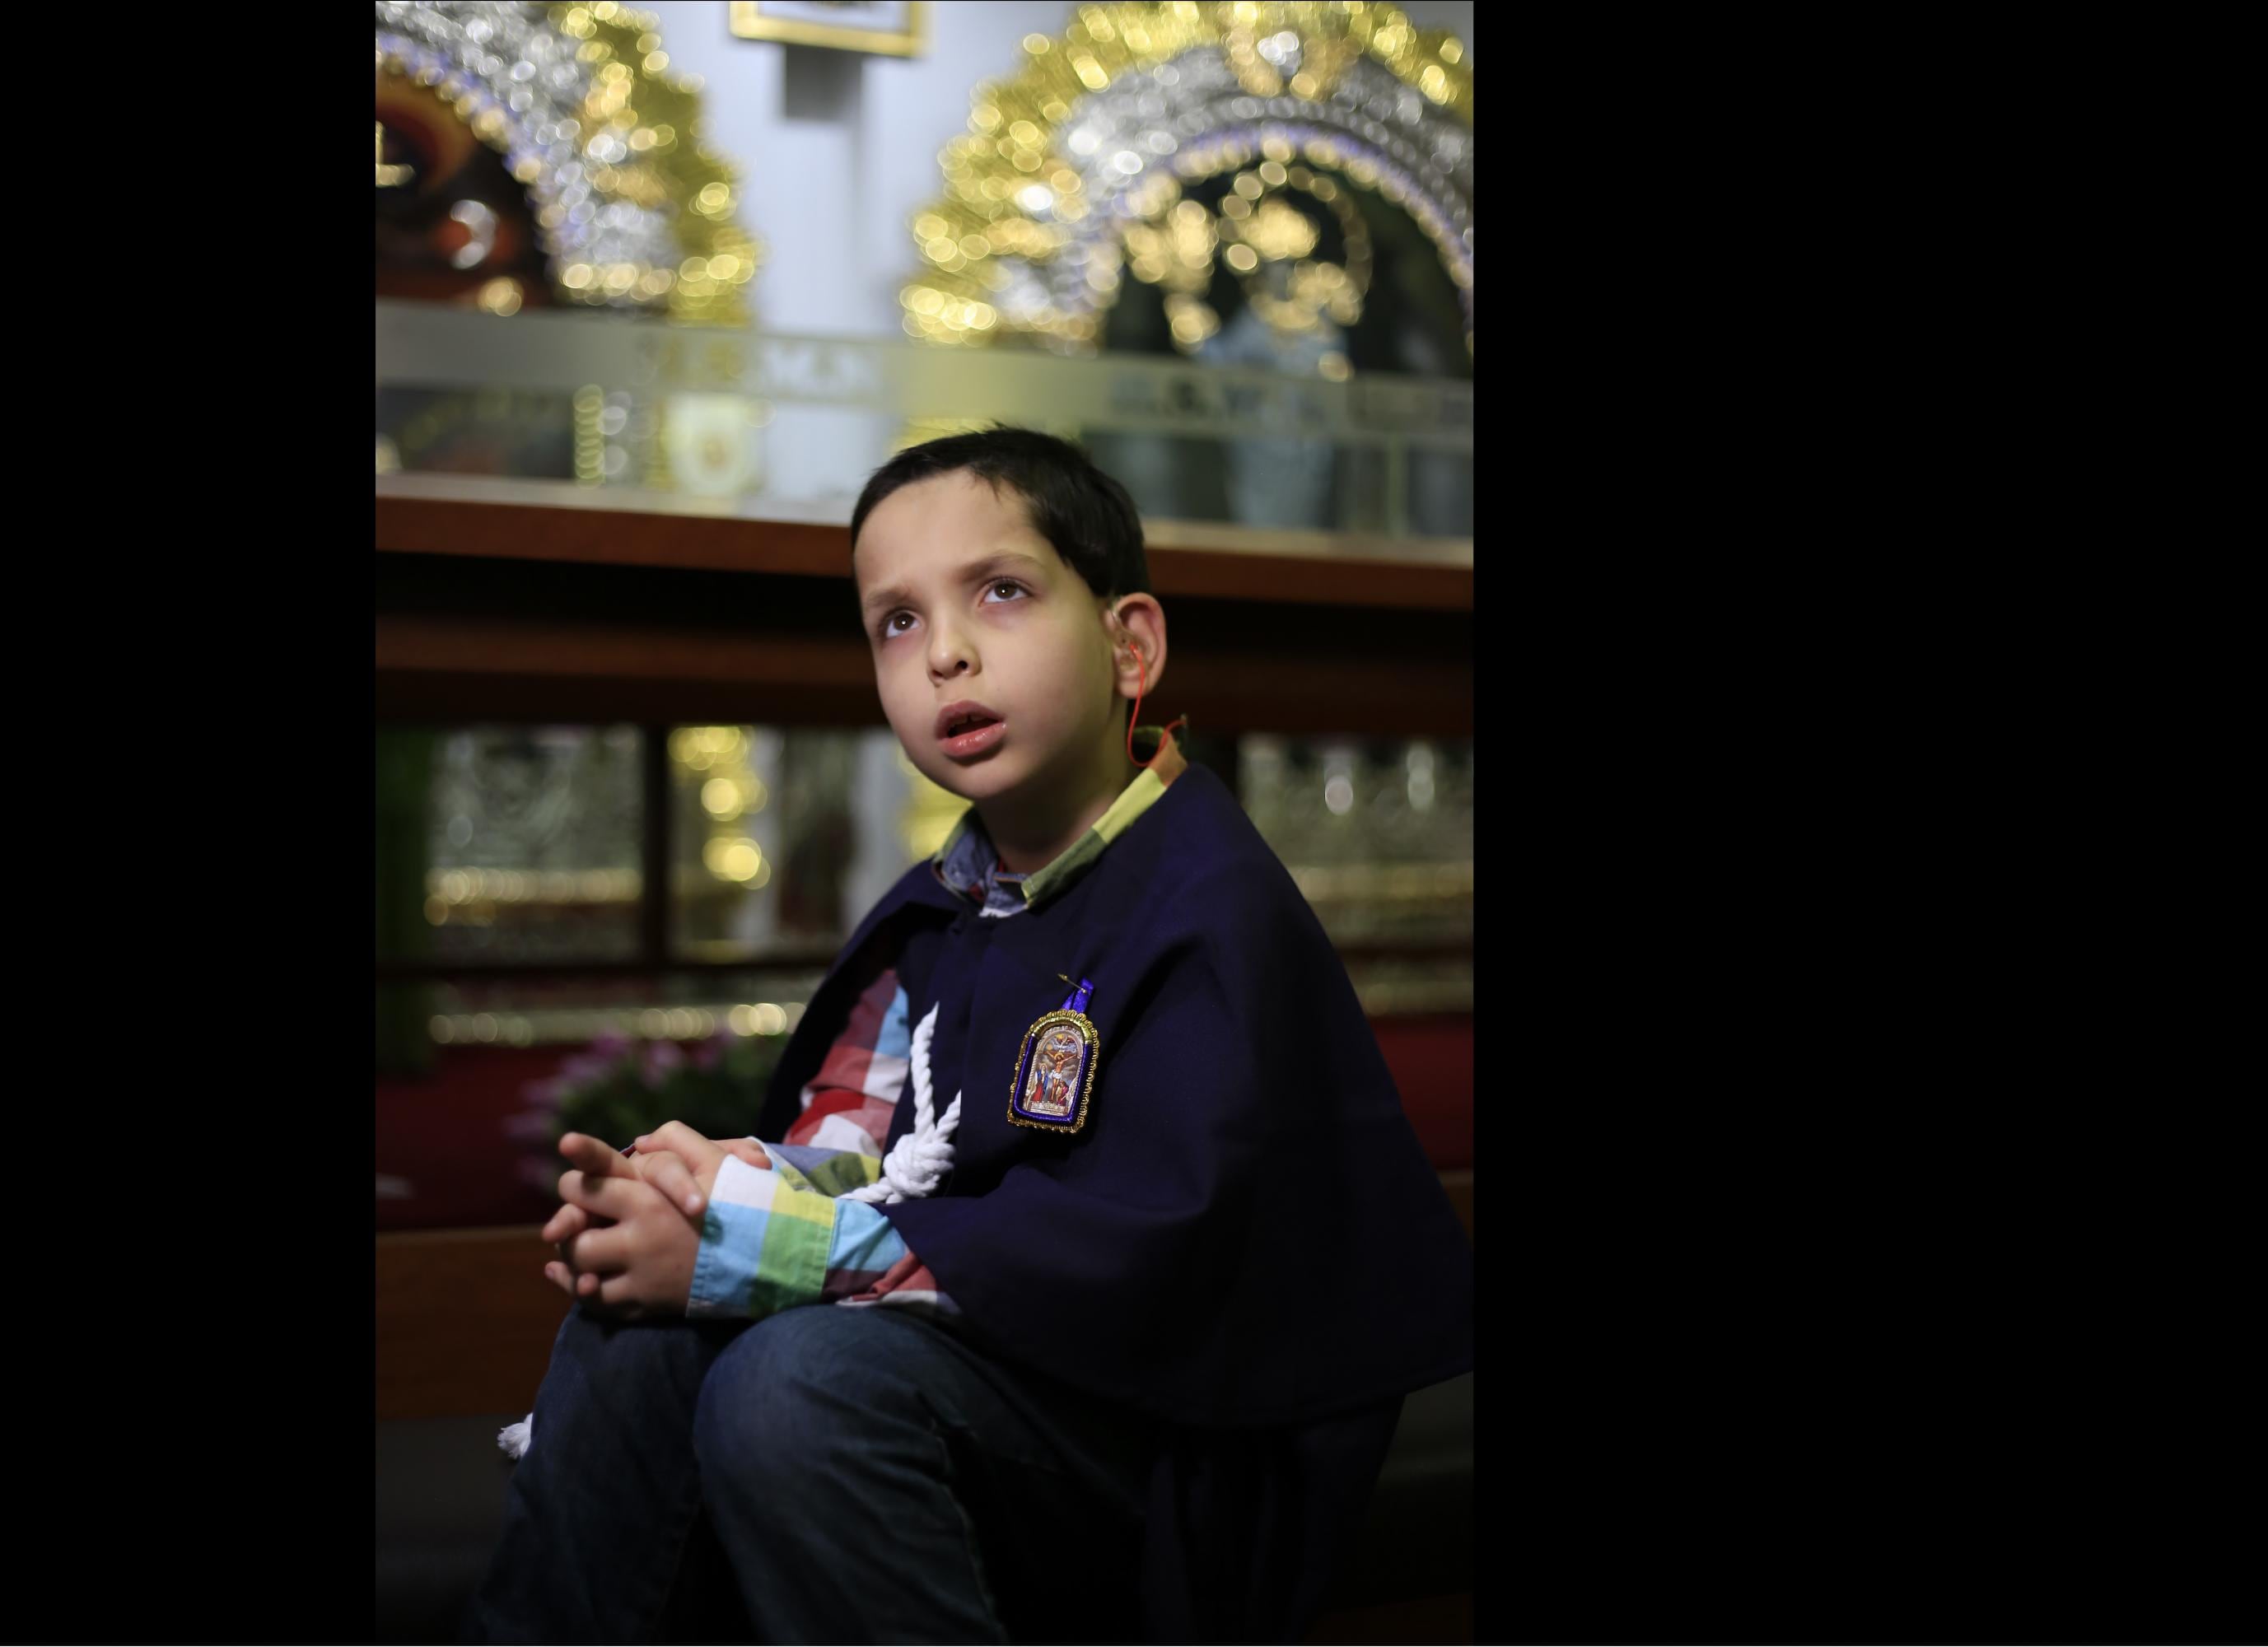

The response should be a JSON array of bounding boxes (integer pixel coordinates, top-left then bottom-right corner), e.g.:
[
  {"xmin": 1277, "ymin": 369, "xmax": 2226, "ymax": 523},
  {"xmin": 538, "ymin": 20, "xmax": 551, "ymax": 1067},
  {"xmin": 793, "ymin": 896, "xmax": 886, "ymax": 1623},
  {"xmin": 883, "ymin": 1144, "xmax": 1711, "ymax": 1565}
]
[
  {"xmin": 983, "ymin": 581, "xmax": 1026, "ymax": 604},
  {"xmin": 880, "ymin": 611, "xmax": 917, "ymax": 638}
]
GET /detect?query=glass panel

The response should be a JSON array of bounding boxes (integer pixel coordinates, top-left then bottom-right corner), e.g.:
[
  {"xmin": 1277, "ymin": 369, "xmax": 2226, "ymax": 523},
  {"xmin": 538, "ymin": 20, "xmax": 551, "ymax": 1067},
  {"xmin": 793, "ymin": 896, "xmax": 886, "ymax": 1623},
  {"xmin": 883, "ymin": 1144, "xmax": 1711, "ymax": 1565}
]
[
  {"xmin": 667, "ymin": 726, "xmax": 953, "ymax": 963},
  {"xmin": 394, "ymin": 725, "xmax": 646, "ymax": 965},
  {"xmin": 424, "ymin": 969, "xmax": 826, "ymax": 1051},
  {"xmin": 1239, "ymin": 735, "xmax": 1474, "ymax": 952},
  {"xmin": 1340, "ymin": 953, "xmax": 1476, "ymax": 1017},
  {"xmin": 374, "ymin": 301, "xmax": 1472, "ymax": 541},
  {"xmin": 667, "ymin": 724, "xmax": 779, "ymax": 963},
  {"xmin": 375, "ymin": 385, "xmax": 578, "ymax": 478}
]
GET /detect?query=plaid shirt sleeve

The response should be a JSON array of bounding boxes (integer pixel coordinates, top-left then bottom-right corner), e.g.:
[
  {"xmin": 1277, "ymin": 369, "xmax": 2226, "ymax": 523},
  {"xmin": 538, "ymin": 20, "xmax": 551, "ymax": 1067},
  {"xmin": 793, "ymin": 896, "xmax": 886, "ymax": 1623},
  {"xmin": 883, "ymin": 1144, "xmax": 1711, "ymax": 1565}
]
[
  {"xmin": 687, "ymin": 969, "xmax": 958, "ymax": 1320},
  {"xmin": 783, "ymin": 968, "xmax": 912, "ymax": 1158},
  {"xmin": 685, "ymin": 1151, "xmax": 914, "ymax": 1318}
]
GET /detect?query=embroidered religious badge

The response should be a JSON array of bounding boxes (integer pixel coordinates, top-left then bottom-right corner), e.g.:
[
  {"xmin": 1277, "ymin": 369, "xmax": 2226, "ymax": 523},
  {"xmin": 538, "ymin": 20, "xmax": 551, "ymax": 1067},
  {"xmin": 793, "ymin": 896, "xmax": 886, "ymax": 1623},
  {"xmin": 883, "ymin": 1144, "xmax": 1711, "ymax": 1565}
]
[{"xmin": 1008, "ymin": 977, "xmax": 1099, "ymax": 1133}]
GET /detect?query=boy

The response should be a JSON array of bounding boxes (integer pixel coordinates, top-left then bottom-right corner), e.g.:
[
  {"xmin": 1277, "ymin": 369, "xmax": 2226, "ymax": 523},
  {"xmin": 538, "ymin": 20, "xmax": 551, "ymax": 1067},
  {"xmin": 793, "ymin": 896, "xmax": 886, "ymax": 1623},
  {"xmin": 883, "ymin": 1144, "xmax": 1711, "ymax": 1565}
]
[{"xmin": 468, "ymin": 429, "xmax": 1472, "ymax": 1643}]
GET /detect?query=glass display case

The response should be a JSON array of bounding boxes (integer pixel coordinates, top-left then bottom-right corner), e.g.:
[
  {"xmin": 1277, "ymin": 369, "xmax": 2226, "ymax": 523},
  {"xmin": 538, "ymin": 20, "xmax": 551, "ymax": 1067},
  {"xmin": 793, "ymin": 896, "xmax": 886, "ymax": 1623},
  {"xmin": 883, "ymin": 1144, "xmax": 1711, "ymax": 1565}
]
[{"xmin": 381, "ymin": 723, "xmax": 1471, "ymax": 1049}]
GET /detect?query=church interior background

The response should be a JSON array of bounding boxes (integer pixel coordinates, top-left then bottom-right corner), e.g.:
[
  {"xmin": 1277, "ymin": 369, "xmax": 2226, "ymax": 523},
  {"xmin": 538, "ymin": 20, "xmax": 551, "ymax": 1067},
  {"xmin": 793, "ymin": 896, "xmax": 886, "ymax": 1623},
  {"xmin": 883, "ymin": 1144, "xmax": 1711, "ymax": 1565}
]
[
  {"xmin": 375, "ymin": 0, "xmax": 1472, "ymax": 1274},
  {"xmin": 376, "ymin": 6, "xmax": 1474, "ymax": 1636}
]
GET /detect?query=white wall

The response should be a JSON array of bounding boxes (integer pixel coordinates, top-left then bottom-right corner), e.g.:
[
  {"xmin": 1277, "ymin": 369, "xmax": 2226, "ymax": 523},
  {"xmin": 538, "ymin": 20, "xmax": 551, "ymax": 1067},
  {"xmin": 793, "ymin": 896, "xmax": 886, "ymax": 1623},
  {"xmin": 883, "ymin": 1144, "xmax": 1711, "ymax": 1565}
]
[{"xmin": 642, "ymin": 1, "xmax": 1474, "ymax": 340}]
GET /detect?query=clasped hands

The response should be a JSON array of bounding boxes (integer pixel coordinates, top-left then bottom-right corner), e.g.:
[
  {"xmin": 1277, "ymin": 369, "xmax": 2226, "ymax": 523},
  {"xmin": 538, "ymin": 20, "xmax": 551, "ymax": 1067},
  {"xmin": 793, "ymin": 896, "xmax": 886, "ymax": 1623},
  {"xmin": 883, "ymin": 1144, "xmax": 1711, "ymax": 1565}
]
[{"xmin": 540, "ymin": 1121, "xmax": 772, "ymax": 1318}]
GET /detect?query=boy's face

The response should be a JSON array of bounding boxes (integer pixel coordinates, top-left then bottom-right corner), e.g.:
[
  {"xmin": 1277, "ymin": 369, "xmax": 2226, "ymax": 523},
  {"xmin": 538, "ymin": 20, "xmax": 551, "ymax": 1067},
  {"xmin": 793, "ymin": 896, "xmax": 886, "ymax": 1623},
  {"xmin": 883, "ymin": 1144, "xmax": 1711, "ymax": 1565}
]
[{"xmin": 854, "ymin": 469, "xmax": 1122, "ymax": 810}]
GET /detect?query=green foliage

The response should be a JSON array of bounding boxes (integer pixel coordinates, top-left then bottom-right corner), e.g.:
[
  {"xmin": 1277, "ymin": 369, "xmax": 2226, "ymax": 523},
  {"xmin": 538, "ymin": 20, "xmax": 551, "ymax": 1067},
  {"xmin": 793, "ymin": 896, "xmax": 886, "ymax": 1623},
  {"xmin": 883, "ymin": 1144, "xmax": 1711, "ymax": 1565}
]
[{"xmin": 515, "ymin": 1032, "xmax": 786, "ymax": 1155}]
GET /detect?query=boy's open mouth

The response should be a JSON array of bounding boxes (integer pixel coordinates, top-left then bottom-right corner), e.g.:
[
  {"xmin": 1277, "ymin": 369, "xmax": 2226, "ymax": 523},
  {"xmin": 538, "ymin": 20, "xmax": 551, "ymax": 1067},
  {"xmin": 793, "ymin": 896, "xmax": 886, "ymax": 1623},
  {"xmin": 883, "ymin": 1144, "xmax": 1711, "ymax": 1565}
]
[{"xmin": 935, "ymin": 701, "xmax": 1005, "ymax": 758}]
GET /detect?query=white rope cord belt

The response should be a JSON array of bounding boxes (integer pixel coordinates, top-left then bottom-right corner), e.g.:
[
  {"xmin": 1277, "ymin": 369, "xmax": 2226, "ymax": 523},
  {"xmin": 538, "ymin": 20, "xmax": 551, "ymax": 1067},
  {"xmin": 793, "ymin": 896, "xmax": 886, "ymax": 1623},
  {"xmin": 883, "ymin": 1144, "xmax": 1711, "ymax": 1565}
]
[
  {"xmin": 499, "ymin": 1002, "xmax": 962, "ymax": 1461},
  {"xmin": 842, "ymin": 1003, "xmax": 963, "ymax": 1203}
]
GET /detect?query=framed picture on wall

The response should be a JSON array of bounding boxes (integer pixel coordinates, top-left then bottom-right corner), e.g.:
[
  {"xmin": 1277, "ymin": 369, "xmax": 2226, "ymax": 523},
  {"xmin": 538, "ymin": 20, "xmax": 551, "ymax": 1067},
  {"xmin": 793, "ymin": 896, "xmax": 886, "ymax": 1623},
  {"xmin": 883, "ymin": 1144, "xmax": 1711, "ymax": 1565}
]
[{"xmin": 728, "ymin": 2, "xmax": 927, "ymax": 57}]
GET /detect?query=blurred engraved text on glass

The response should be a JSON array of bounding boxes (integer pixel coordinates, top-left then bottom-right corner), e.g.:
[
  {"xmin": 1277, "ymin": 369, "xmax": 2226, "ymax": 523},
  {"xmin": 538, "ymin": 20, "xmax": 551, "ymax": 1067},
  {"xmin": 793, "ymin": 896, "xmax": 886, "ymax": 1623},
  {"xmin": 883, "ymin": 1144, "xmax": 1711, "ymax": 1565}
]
[
  {"xmin": 410, "ymin": 726, "xmax": 646, "ymax": 965},
  {"xmin": 376, "ymin": 303, "xmax": 1469, "ymax": 537}
]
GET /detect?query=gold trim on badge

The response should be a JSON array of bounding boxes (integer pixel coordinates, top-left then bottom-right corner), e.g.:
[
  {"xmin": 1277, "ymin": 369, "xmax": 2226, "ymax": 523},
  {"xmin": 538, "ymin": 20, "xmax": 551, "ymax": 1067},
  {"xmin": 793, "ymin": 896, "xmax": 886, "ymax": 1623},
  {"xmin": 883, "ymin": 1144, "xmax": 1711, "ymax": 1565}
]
[{"xmin": 1007, "ymin": 1006, "xmax": 1099, "ymax": 1134}]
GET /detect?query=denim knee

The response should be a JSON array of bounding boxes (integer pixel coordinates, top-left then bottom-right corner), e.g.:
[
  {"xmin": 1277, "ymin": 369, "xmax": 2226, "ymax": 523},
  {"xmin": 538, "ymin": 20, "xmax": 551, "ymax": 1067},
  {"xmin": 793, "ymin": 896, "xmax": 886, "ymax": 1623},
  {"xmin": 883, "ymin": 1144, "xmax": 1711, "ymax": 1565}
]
[
  {"xmin": 527, "ymin": 1309, "xmax": 746, "ymax": 1463},
  {"xmin": 553, "ymin": 1306, "xmax": 725, "ymax": 1393},
  {"xmin": 691, "ymin": 1309, "xmax": 919, "ymax": 1483}
]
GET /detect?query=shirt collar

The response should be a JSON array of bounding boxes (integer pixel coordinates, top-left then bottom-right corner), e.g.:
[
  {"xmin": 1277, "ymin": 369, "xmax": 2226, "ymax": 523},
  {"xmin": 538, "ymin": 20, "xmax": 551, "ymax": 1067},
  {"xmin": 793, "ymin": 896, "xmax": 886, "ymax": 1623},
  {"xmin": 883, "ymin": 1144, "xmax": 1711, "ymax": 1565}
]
[{"xmin": 929, "ymin": 728, "xmax": 1188, "ymax": 915}]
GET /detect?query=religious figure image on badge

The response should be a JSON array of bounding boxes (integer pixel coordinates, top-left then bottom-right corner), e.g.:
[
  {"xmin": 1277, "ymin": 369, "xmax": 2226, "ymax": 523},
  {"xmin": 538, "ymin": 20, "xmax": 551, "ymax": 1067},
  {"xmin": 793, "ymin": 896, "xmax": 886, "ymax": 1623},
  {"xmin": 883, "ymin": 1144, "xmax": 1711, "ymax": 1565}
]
[{"xmin": 1022, "ymin": 1027, "xmax": 1083, "ymax": 1117}]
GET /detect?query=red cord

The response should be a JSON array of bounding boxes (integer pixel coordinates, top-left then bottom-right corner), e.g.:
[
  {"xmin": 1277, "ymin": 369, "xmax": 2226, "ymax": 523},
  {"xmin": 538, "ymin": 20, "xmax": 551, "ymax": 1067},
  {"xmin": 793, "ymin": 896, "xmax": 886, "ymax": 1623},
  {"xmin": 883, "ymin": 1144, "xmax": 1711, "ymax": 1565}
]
[{"xmin": 1122, "ymin": 642, "xmax": 1188, "ymax": 769}]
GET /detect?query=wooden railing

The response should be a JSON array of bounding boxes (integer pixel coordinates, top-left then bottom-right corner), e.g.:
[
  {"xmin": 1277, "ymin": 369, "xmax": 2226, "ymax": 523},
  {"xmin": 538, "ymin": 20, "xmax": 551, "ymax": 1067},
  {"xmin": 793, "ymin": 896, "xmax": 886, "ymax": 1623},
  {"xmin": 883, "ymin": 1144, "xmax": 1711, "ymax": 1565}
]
[{"xmin": 376, "ymin": 476, "xmax": 1472, "ymax": 736}]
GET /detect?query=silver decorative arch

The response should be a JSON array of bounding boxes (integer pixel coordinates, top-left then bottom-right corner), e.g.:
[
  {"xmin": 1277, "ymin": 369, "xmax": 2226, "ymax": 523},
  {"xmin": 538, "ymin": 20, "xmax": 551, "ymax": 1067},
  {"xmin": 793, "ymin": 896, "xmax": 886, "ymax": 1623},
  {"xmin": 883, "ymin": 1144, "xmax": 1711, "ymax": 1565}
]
[
  {"xmin": 903, "ymin": 4, "xmax": 1471, "ymax": 354},
  {"xmin": 375, "ymin": 1, "xmax": 758, "ymax": 320}
]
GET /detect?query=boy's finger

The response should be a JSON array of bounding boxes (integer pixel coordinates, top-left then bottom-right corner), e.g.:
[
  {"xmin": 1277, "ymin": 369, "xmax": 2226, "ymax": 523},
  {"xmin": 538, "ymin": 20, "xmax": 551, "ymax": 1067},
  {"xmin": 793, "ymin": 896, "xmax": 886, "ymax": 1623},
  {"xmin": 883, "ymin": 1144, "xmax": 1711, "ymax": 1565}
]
[
  {"xmin": 637, "ymin": 1120, "xmax": 716, "ymax": 1162},
  {"xmin": 558, "ymin": 1132, "xmax": 634, "ymax": 1178},
  {"xmin": 596, "ymin": 1271, "xmax": 651, "ymax": 1312},
  {"xmin": 566, "ymin": 1226, "xmax": 628, "ymax": 1274},
  {"xmin": 637, "ymin": 1150, "xmax": 705, "ymax": 1215},
  {"xmin": 543, "ymin": 1261, "xmax": 576, "ymax": 1296},
  {"xmin": 541, "ymin": 1203, "xmax": 590, "ymax": 1244},
  {"xmin": 557, "ymin": 1170, "xmax": 642, "ymax": 1220},
  {"xmin": 721, "ymin": 1138, "xmax": 772, "ymax": 1171}
]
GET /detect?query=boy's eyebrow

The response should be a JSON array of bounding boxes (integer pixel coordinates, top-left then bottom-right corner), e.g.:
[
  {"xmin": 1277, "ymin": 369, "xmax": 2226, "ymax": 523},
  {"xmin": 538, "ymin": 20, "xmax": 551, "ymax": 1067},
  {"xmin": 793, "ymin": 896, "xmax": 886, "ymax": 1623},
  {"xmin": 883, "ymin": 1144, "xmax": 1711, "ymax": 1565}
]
[
  {"xmin": 964, "ymin": 549, "xmax": 1052, "ymax": 582},
  {"xmin": 857, "ymin": 549, "xmax": 1053, "ymax": 618},
  {"xmin": 858, "ymin": 584, "xmax": 908, "ymax": 621}
]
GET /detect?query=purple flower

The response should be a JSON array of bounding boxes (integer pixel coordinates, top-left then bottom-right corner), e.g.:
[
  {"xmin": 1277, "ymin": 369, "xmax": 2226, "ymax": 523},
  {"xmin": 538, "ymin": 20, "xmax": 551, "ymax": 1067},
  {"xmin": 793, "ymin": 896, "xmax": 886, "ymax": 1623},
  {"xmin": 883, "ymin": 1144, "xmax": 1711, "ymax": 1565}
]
[
  {"xmin": 691, "ymin": 1033, "xmax": 727, "ymax": 1071},
  {"xmin": 558, "ymin": 1051, "xmax": 619, "ymax": 1088},
  {"xmin": 589, "ymin": 1032, "xmax": 632, "ymax": 1059},
  {"xmin": 504, "ymin": 1109, "xmax": 556, "ymax": 1142},
  {"xmin": 521, "ymin": 1077, "xmax": 565, "ymax": 1110},
  {"xmin": 641, "ymin": 1038, "xmax": 686, "ymax": 1086}
]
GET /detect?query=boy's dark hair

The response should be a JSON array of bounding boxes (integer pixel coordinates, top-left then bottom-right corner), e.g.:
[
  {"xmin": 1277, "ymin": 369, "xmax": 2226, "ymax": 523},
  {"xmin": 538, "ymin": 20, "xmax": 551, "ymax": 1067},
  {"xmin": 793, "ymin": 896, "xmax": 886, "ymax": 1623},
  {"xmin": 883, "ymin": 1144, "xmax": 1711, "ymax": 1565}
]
[{"xmin": 849, "ymin": 426, "xmax": 1150, "ymax": 599}]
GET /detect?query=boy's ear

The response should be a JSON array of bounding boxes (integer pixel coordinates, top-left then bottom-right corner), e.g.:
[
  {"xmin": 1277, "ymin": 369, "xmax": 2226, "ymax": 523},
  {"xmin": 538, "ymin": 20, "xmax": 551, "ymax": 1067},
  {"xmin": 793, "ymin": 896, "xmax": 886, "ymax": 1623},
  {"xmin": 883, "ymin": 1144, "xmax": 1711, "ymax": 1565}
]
[{"xmin": 1108, "ymin": 594, "xmax": 1167, "ymax": 705}]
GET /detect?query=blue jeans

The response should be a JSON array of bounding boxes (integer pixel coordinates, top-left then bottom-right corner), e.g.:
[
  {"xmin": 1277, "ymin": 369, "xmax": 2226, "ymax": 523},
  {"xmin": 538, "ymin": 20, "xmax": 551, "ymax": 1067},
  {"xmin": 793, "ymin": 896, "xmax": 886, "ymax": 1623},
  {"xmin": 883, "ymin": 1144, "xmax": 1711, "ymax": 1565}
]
[{"xmin": 465, "ymin": 1304, "xmax": 1157, "ymax": 1643}]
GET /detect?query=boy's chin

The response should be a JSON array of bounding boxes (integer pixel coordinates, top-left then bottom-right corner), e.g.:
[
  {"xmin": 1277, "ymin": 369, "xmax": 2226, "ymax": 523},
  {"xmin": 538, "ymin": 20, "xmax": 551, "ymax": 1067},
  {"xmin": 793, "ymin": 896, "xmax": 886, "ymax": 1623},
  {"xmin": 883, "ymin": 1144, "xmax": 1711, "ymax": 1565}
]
[
  {"xmin": 927, "ymin": 757, "xmax": 1019, "ymax": 803},
  {"xmin": 916, "ymin": 751, "xmax": 1090, "ymax": 817},
  {"xmin": 906, "ymin": 749, "xmax": 1006, "ymax": 803}
]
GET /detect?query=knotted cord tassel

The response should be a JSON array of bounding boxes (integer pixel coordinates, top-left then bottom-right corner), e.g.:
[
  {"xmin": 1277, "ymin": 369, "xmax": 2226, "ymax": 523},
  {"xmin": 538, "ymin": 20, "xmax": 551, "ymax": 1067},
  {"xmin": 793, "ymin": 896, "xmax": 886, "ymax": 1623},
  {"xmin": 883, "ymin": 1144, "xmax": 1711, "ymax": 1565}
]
[{"xmin": 843, "ymin": 1002, "xmax": 962, "ymax": 1205}]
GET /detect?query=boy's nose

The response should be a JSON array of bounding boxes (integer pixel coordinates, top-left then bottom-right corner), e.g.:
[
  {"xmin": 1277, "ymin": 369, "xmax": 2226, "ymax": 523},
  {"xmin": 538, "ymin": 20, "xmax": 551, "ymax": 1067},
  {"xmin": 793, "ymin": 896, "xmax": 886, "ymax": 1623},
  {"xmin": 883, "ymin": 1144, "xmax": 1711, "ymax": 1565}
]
[{"xmin": 927, "ymin": 631, "xmax": 973, "ymax": 679}]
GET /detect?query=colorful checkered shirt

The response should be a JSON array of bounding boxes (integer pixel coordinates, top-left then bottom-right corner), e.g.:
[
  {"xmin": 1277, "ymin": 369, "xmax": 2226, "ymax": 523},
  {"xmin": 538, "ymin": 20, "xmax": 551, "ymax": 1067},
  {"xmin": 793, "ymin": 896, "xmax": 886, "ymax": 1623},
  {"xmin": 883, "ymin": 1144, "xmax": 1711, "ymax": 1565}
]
[
  {"xmin": 686, "ymin": 735, "xmax": 1187, "ymax": 1323},
  {"xmin": 685, "ymin": 967, "xmax": 954, "ymax": 1320}
]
